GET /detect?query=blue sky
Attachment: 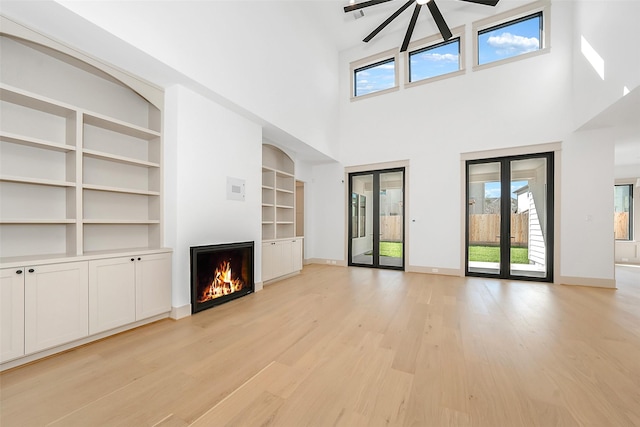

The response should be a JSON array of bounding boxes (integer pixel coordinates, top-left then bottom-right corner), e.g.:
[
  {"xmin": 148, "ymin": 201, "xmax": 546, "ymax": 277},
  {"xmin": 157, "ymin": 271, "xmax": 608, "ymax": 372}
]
[
  {"xmin": 355, "ymin": 60, "xmax": 395, "ymax": 96},
  {"xmin": 485, "ymin": 180, "xmax": 528, "ymax": 199},
  {"xmin": 478, "ymin": 14, "xmax": 541, "ymax": 65},
  {"xmin": 410, "ymin": 40, "xmax": 459, "ymax": 82}
]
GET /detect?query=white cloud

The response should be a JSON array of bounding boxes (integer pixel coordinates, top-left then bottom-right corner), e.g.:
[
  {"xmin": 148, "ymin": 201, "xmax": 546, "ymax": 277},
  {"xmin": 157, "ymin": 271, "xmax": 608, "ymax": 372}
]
[
  {"xmin": 418, "ymin": 53, "xmax": 458, "ymax": 63},
  {"xmin": 487, "ymin": 32, "xmax": 539, "ymax": 56}
]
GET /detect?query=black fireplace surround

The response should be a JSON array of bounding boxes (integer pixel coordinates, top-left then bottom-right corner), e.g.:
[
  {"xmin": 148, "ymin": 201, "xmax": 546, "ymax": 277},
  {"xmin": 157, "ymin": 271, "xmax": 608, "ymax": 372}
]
[{"xmin": 190, "ymin": 241, "xmax": 254, "ymax": 314}]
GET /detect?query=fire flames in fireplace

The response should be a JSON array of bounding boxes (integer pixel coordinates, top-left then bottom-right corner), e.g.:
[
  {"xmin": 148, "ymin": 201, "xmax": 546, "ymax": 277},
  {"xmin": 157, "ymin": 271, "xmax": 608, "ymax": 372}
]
[
  {"xmin": 198, "ymin": 259, "xmax": 245, "ymax": 303},
  {"xmin": 191, "ymin": 241, "xmax": 254, "ymax": 314}
]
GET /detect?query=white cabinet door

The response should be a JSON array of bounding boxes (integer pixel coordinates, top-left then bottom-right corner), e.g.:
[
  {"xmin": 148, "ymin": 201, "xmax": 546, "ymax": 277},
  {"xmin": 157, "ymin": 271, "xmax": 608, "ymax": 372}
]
[
  {"xmin": 262, "ymin": 242, "xmax": 276, "ymax": 282},
  {"xmin": 0, "ymin": 268, "xmax": 25, "ymax": 363},
  {"xmin": 24, "ymin": 262, "xmax": 88, "ymax": 354},
  {"xmin": 279, "ymin": 240, "xmax": 294, "ymax": 277},
  {"xmin": 135, "ymin": 253, "xmax": 171, "ymax": 320},
  {"xmin": 263, "ymin": 240, "xmax": 304, "ymax": 282},
  {"xmin": 292, "ymin": 238, "xmax": 303, "ymax": 272},
  {"xmin": 88, "ymin": 257, "xmax": 136, "ymax": 335}
]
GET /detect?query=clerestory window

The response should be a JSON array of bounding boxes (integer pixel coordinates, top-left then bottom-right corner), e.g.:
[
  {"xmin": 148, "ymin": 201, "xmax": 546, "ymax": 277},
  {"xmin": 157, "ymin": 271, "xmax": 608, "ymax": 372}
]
[
  {"xmin": 351, "ymin": 48, "xmax": 399, "ymax": 99},
  {"xmin": 408, "ymin": 37, "xmax": 461, "ymax": 83}
]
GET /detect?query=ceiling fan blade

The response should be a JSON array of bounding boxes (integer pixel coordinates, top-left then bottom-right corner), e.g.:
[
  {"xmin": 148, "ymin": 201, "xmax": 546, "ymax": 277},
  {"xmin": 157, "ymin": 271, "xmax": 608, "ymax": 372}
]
[
  {"xmin": 427, "ymin": 0, "xmax": 453, "ymax": 41},
  {"xmin": 363, "ymin": 0, "xmax": 415, "ymax": 43},
  {"xmin": 344, "ymin": 0, "xmax": 393, "ymax": 13},
  {"xmin": 400, "ymin": 3, "xmax": 422, "ymax": 52},
  {"xmin": 458, "ymin": 0, "xmax": 500, "ymax": 6}
]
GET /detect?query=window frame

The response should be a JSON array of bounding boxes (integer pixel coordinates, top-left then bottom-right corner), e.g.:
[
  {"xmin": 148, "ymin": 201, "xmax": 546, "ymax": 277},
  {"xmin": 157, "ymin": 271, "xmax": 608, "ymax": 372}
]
[
  {"xmin": 350, "ymin": 48, "xmax": 399, "ymax": 101},
  {"xmin": 404, "ymin": 25, "xmax": 465, "ymax": 89},
  {"xmin": 614, "ymin": 184, "xmax": 634, "ymax": 241},
  {"xmin": 472, "ymin": 0, "xmax": 550, "ymax": 71}
]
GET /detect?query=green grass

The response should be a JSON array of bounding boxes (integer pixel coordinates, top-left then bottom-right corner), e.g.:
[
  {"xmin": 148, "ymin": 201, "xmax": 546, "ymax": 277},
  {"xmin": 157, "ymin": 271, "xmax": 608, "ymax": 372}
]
[
  {"xmin": 469, "ymin": 246, "xmax": 529, "ymax": 264},
  {"xmin": 364, "ymin": 243, "xmax": 528, "ymax": 263},
  {"xmin": 364, "ymin": 241, "xmax": 403, "ymax": 258}
]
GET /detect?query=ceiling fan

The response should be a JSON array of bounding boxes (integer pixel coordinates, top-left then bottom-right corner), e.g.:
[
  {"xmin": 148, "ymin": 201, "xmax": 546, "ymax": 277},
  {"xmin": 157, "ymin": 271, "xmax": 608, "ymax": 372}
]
[{"xmin": 344, "ymin": 0, "xmax": 500, "ymax": 52}]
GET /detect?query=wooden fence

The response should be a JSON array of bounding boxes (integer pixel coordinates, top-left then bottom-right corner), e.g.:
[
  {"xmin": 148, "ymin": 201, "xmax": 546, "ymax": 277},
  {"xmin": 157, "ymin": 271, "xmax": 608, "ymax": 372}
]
[
  {"xmin": 469, "ymin": 213, "xmax": 529, "ymax": 246},
  {"xmin": 614, "ymin": 212, "xmax": 629, "ymax": 240},
  {"xmin": 380, "ymin": 215, "xmax": 403, "ymax": 241},
  {"xmin": 379, "ymin": 213, "xmax": 530, "ymax": 245}
]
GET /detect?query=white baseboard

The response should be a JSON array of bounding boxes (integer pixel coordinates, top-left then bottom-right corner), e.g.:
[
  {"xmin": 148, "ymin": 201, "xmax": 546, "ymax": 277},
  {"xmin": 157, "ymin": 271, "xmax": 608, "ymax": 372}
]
[
  {"xmin": 170, "ymin": 304, "xmax": 192, "ymax": 320},
  {"xmin": 407, "ymin": 265, "xmax": 462, "ymax": 276},
  {"xmin": 306, "ymin": 258, "xmax": 347, "ymax": 267},
  {"xmin": 255, "ymin": 281, "xmax": 264, "ymax": 292},
  {"xmin": 558, "ymin": 276, "xmax": 617, "ymax": 289}
]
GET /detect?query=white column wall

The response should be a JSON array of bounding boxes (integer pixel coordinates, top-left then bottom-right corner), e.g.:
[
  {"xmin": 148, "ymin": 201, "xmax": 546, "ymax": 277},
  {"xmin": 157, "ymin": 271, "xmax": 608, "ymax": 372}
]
[
  {"xmin": 306, "ymin": 163, "xmax": 347, "ymax": 264},
  {"xmin": 164, "ymin": 85, "xmax": 262, "ymax": 310},
  {"xmin": 560, "ymin": 129, "xmax": 615, "ymax": 285}
]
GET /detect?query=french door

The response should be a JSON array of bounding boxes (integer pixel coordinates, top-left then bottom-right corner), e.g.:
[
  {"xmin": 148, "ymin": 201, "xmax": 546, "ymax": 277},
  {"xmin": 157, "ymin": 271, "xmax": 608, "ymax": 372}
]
[
  {"xmin": 349, "ymin": 168, "xmax": 405, "ymax": 270},
  {"xmin": 466, "ymin": 153, "xmax": 553, "ymax": 281}
]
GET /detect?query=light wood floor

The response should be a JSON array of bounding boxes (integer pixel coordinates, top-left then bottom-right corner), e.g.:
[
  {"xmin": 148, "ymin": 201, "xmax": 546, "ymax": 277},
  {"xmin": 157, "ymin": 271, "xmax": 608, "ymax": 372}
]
[{"xmin": 2, "ymin": 264, "xmax": 639, "ymax": 426}]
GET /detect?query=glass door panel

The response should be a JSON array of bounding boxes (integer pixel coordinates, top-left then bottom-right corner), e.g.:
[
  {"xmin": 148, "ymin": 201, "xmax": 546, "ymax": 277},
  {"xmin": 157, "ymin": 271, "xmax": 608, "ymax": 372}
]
[
  {"xmin": 467, "ymin": 162, "xmax": 502, "ymax": 275},
  {"xmin": 510, "ymin": 157, "xmax": 548, "ymax": 278},
  {"xmin": 466, "ymin": 153, "xmax": 553, "ymax": 282},
  {"xmin": 349, "ymin": 168, "xmax": 404, "ymax": 270},
  {"xmin": 379, "ymin": 171, "xmax": 404, "ymax": 268},
  {"xmin": 350, "ymin": 174, "xmax": 374, "ymax": 266}
]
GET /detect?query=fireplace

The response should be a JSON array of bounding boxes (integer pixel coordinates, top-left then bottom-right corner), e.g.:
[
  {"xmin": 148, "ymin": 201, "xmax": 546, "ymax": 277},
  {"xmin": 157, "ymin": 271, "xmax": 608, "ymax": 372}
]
[{"xmin": 190, "ymin": 241, "xmax": 254, "ymax": 314}]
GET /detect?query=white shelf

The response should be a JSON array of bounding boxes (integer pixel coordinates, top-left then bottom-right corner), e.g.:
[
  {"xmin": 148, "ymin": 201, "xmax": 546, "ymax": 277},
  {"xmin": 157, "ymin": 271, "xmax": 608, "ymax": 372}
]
[
  {"xmin": 82, "ymin": 184, "xmax": 160, "ymax": 196},
  {"xmin": 0, "ymin": 175, "xmax": 75, "ymax": 187},
  {"xmin": 83, "ymin": 219, "xmax": 160, "ymax": 224},
  {"xmin": 0, "ymin": 219, "xmax": 75, "ymax": 224},
  {"xmin": 84, "ymin": 112, "xmax": 160, "ymax": 140},
  {"xmin": 0, "ymin": 84, "xmax": 75, "ymax": 117},
  {"xmin": 276, "ymin": 170, "xmax": 294, "ymax": 178},
  {"xmin": 83, "ymin": 149, "xmax": 159, "ymax": 168},
  {"xmin": 0, "ymin": 131, "xmax": 75, "ymax": 152}
]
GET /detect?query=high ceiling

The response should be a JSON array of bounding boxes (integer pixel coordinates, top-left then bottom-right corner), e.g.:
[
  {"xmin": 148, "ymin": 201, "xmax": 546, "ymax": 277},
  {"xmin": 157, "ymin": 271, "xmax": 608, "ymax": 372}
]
[{"xmin": 303, "ymin": 0, "xmax": 517, "ymax": 53}]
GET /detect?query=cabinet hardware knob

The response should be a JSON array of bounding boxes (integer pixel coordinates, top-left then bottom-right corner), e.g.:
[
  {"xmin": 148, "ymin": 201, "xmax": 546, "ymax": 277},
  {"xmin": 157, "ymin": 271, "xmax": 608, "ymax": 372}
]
[
  {"xmin": 131, "ymin": 258, "xmax": 135, "ymax": 261},
  {"xmin": 28, "ymin": 268, "xmax": 35, "ymax": 273},
  {"xmin": 137, "ymin": 257, "xmax": 141, "ymax": 261},
  {"xmin": 16, "ymin": 270, "xmax": 23, "ymax": 274}
]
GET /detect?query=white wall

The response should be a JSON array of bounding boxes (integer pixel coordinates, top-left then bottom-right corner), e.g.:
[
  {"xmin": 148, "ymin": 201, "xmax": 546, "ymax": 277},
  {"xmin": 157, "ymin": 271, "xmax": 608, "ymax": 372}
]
[
  {"xmin": 560, "ymin": 129, "xmax": 615, "ymax": 283},
  {"xmin": 306, "ymin": 162, "xmax": 347, "ymax": 263},
  {"xmin": 572, "ymin": 0, "xmax": 640, "ymax": 128},
  {"xmin": 325, "ymin": 1, "xmax": 576, "ymax": 274},
  {"xmin": 164, "ymin": 85, "xmax": 262, "ymax": 310},
  {"xmin": 55, "ymin": 0, "xmax": 341, "ymax": 161}
]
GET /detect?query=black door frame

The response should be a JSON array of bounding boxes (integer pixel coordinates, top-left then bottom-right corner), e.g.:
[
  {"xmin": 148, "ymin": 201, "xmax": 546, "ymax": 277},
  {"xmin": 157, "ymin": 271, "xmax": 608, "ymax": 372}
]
[
  {"xmin": 348, "ymin": 167, "xmax": 405, "ymax": 271},
  {"xmin": 465, "ymin": 152, "xmax": 554, "ymax": 282}
]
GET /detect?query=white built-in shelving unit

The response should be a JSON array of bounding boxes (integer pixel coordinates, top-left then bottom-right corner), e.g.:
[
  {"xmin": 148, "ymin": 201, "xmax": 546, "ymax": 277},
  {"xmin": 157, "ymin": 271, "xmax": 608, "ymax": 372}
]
[
  {"xmin": 0, "ymin": 26, "xmax": 171, "ymax": 370},
  {"xmin": 261, "ymin": 144, "xmax": 303, "ymax": 282},
  {"xmin": 262, "ymin": 144, "xmax": 296, "ymax": 240},
  {"xmin": 0, "ymin": 35, "xmax": 163, "ymax": 262}
]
